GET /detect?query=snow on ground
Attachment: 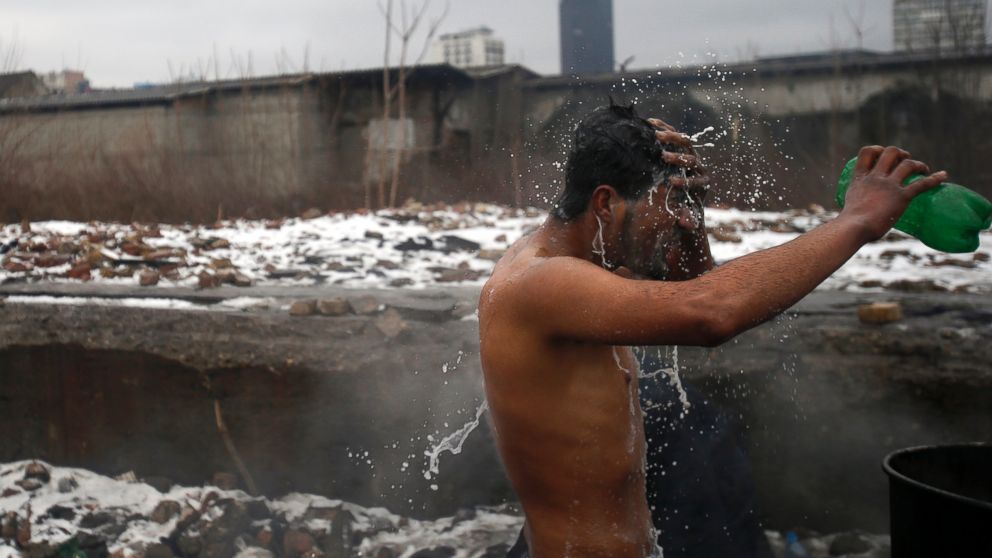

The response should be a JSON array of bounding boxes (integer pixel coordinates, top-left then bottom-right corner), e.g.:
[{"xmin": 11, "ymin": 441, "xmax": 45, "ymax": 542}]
[
  {"xmin": 1, "ymin": 203, "xmax": 990, "ymax": 297},
  {"xmin": 0, "ymin": 460, "xmax": 523, "ymax": 558}
]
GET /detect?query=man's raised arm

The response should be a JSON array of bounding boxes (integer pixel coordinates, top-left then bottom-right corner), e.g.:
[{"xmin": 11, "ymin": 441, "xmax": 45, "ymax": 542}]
[{"xmin": 513, "ymin": 146, "xmax": 946, "ymax": 347}]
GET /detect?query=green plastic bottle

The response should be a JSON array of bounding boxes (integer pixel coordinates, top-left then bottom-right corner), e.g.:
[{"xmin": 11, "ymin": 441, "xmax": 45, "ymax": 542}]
[{"xmin": 836, "ymin": 157, "xmax": 992, "ymax": 253}]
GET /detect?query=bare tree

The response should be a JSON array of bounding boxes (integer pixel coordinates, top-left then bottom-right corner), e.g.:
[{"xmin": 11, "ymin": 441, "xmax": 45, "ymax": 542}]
[
  {"xmin": 1, "ymin": 30, "xmax": 24, "ymax": 73},
  {"xmin": 371, "ymin": 0, "xmax": 448, "ymax": 208}
]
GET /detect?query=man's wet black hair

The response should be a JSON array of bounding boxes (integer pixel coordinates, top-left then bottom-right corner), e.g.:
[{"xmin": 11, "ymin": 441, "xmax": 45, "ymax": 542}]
[{"xmin": 553, "ymin": 101, "xmax": 678, "ymax": 221}]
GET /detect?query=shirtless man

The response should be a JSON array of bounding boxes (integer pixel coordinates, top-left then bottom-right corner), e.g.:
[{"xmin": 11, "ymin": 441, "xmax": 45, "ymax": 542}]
[{"xmin": 478, "ymin": 103, "xmax": 946, "ymax": 558}]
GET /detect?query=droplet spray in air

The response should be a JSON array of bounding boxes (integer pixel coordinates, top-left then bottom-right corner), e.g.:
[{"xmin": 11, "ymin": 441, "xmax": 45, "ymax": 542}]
[{"xmin": 423, "ymin": 400, "xmax": 489, "ymax": 485}]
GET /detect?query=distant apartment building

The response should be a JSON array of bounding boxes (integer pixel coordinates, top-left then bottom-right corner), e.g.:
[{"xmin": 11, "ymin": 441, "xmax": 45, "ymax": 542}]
[
  {"xmin": 893, "ymin": 0, "xmax": 988, "ymax": 52},
  {"xmin": 560, "ymin": 0, "xmax": 614, "ymax": 75},
  {"xmin": 42, "ymin": 69, "xmax": 89, "ymax": 95},
  {"xmin": 429, "ymin": 27, "xmax": 505, "ymax": 68}
]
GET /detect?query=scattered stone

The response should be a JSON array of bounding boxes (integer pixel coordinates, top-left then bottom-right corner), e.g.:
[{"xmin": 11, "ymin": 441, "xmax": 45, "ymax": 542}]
[
  {"xmin": 35, "ymin": 253, "xmax": 72, "ymax": 268},
  {"xmin": 210, "ymin": 258, "xmax": 234, "ymax": 270},
  {"xmin": 265, "ymin": 219, "xmax": 285, "ymax": 230},
  {"xmin": 79, "ymin": 511, "xmax": 115, "ymax": 529},
  {"xmin": 115, "ymin": 471, "xmax": 137, "ymax": 483},
  {"xmin": 479, "ymin": 544, "xmax": 509, "ymax": 558},
  {"xmin": 709, "ymin": 226, "xmax": 742, "ymax": 243},
  {"xmin": 56, "ymin": 241, "xmax": 80, "ymax": 255},
  {"xmin": 365, "ymin": 230, "xmax": 385, "ymax": 240},
  {"xmin": 410, "ymin": 547, "xmax": 457, "ymax": 558},
  {"xmin": 199, "ymin": 271, "xmax": 221, "ymax": 289},
  {"xmin": 255, "ymin": 528, "xmax": 274, "ymax": 548},
  {"xmin": 494, "ymin": 234, "xmax": 508, "ymax": 243},
  {"xmin": 974, "ymin": 252, "xmax": 990, "ymax": 262},
  {"xmin": 24, "ymin": 462, "xmax": 51, "ymax": 483},
  {"xmin": 199, "ymin": 501, "xmax": 252, "ymax": 558},
  {"xmin": 66, "ymin": 261, "xmax": 92, "ymax": 281},
  {"xmin": 929, "ymin": 257, "xmax": 978, "ymax": 269},
  {"xmin": 858, "ymin": 302, "xmax": 903, "ymax": 325},
  {"xmin": 42, "ymin": 505, "xmax": 75, "ymax": 522},
  {"xmin": 2, "ymin": 260, "xmax": 32, "ymax": 273},
  {"xmin": 289, "ymin": 300, "xmax": 318, "ymax": 317},
  {"xmin": 244, "ymin": 499, "xmax": 271, "ymax": 520},
  {"xmin": 477, "ymin": 249, "xmax": 506, "ymax": 262},
  {"xmin": 389, "ymin": 278, "xmax": 415, "ymax": 288},
  {"xmin": 829, "ymin": 531, "xmax": 874, "ymax": 555},
  {"xmin": 151, "ymin": 500, "xmax": 182, "ymax": 524},
  {"xmin": 1, "ymin": 488, "xmax": 19, "ymax": 497},
  {"xmin": 0, "ymin": 512, "xmax": 16, "ymax": 539},
  {"xmin": 375, "ymin": 309, "xmax": 408, "ymax": 339},
  {"xmin": 439, "ymin": 235, "xmax": 481, "ymax": 253},
  {"xmin": 120, "ymin": 241, "xmax": 145, "ymax": 257},
  {"xmin": 216, "ymin": 269, "xmax": 238, "ymax": 285},
  {"xmin": 139, "ymin": 269, "xmax": 161, "ymax": 287},
  {"xmin": 376, "ymin": 259, "xmax": 400, "ymax": 270},
  {"xmin": 145, "ymin": 249, "xmax": 176, "ymax": 261},
  {"xmin": 349, "ymin": 295, "xmax": 382, "ymax": 315},
  {"xmin": 15, "ymin": 478, "xmax": 43, "ymax": 492},
  {"xmin": 210, "ymin": 238, "xmax": 232, "ymax": 250},
  {"xmin": 267, "ymin": 269, "xmax": 307, "ymax": 280},
  {"xmin": 887, "ymin": 279, "xmax": 947, "ymax": 293},
  {"xmin": 145, "ymin": 543, "xmax": 175, "ymax": 558},
  {"xmin": 283, "ymin": 528, "xmax": 316, "ymax": 556},
  {"xmin": 177, "ymin": 533, "xmax": 203, "ymax": 556},
  {"xmin": 301, "ymin": 208, "xmax": 324, "ymax": 220},
  {"xmin": 436, "ymin": 268, "xmax": 484, "ymax": 283},
  {"xmin": 57, "ymin": 476, "xmax": 79, "ymax": 493},
  {"xmin": 212, "ymin": 471, "xmax": 239, "ymax": 490},
  {"xmin": 318, "ymin": 298, "xmax": 351, "ymax": 316},
  {"xmin": 395, "ymin": 237, "xmax": 434, "ymax": 251},
  {"xmin": 325, "ymin": 262, "xmax": 355, "ymax": 273},
  {"xmin": 233, "ymin": 272, "xmax": 253, "ymax": 287}
]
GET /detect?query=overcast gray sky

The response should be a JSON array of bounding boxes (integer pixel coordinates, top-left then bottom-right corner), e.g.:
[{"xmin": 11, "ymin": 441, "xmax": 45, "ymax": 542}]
[{"xmin": 0, "ymin": 0, "xmax": 949, "ymax": 87}]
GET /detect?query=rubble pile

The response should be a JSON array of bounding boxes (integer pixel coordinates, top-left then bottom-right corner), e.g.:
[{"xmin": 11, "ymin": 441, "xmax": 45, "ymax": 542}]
[
  {"xmin": 0, "ymin": 461, "xmax": 522, "ymax": 558},
  {"xmin": 0, "ymin": 461, "xmax": 896, "ymax": 558}
]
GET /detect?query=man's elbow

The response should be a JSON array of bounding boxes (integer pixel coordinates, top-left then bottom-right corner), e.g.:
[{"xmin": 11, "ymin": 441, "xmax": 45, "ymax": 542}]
[{"xmin": 694, "ymin": 300, "xmax": 745, "ymax": 347}]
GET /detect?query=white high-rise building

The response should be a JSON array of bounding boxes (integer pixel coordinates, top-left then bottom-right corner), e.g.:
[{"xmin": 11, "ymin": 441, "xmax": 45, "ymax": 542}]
[
  {"xmin": 893, "ymin": 0, "xmax": 988, "ymax": 52},
  {"xmin": 429, "ymin": 27, "xmax": 505, "ymax": 68}
]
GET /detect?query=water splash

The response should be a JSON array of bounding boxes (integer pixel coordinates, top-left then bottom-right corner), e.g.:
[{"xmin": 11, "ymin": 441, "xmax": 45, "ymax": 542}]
[
  {"xmin": 613, "ymin": 347, "xmax": 640, "ymax": 454},
  {"xmin": 689, "ymin": 126, "xmax": 716, "ymax": 147},
  {"xmin": 640, "ymin": 347, "xmax": 691, "ymax": 417},
  {"xmin": 592, "ymin": 215, "xmax": 609, "ymax": 268},
  {"xmin": 423, "ymin": 400, "xmax": 489, "ymax": 484}
]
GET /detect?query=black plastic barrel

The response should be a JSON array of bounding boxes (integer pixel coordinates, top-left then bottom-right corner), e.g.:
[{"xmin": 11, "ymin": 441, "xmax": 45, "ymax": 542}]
[{"xmin": 883, "ymin": 444, "xmax": 992, "ymax": 557}]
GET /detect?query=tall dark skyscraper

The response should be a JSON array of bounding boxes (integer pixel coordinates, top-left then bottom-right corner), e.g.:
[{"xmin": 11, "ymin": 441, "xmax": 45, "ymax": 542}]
[{"xmin": 559, "ymin": 0, "xmax": 615, "ymax": 75}]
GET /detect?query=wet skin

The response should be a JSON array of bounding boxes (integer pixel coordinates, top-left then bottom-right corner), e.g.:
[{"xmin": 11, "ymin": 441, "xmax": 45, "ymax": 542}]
[{"xmin": 479, "ymin": 135, "xmax": 946, "ymax": 558}]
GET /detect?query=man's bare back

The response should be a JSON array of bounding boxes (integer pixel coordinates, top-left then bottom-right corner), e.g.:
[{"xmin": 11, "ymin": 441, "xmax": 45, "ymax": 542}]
[{"xmin": 478, "ymin": 104, "xmax": 945, "ymax": 558}]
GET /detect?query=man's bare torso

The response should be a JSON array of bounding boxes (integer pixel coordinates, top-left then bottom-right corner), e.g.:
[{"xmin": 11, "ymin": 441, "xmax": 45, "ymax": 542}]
[{"xmin": 479, "ymin": 231, "xmax": 656, "ymax": 558}]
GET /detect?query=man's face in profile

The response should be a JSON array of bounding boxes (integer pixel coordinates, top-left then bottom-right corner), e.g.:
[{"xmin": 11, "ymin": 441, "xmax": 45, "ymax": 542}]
[{"xmin": 619, "ymin": 179, "xmax": 707, "ymax": 280}]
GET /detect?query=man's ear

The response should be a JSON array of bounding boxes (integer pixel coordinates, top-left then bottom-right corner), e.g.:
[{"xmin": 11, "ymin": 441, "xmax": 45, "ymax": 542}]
[{"xmin": 590, "ymin": 185, "xmax": 622, "ymax": 223}]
